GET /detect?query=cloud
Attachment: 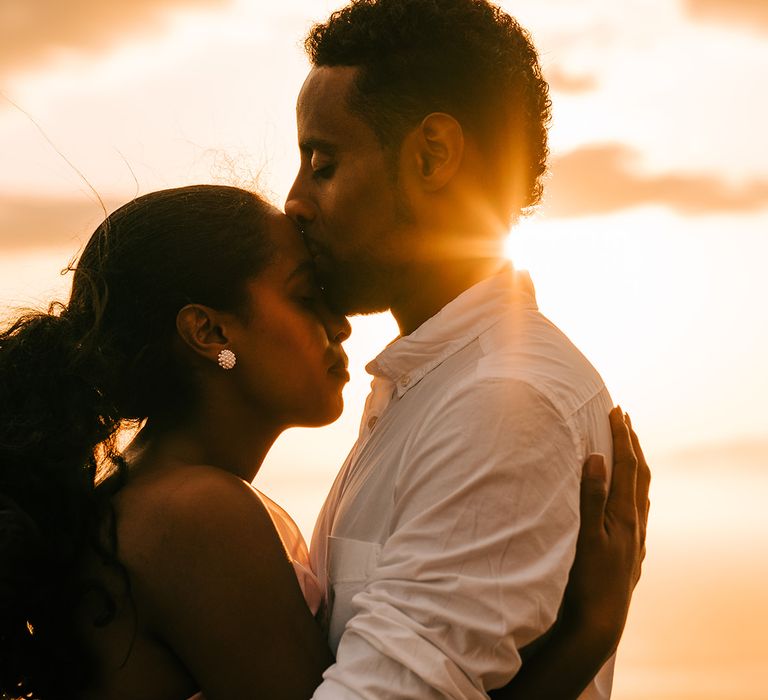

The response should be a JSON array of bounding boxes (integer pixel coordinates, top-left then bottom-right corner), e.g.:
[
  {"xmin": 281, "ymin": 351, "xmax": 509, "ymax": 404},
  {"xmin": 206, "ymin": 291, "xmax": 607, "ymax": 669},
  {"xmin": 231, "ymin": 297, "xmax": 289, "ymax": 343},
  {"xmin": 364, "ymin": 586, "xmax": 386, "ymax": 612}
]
[
  {"xmin": 6, "ymin": 146, "xmax": 767, "ymax": 249},
  {"xmin": 667, "ymin": 438, "xmax": 768, "ymax": 474},
  {"xmin": 545, "ymin": 66, "xmax": 598, "ymax": 95},
  {"xmin": 0, "ymin": 195, "xmax": 119, "ymax": 251},
  {"xmin": 544, "ymin": 143, "xmax": 768, "ymax": 218},
  {"xmin": 684, "ymin": 0, "xmax": 768, "ymax": 34},
  {"xmin": 0, "ymin": 0, "xmax": 228, "ymax": 78}
]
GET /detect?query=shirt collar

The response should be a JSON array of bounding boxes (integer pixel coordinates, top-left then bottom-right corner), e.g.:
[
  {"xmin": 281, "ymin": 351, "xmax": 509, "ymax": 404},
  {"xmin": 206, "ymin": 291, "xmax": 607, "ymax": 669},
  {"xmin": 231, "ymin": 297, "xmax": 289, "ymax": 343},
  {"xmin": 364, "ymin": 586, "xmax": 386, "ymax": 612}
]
[{"xmin": 366, "ymin": 265, "xmax": 538, "ymax": 397}]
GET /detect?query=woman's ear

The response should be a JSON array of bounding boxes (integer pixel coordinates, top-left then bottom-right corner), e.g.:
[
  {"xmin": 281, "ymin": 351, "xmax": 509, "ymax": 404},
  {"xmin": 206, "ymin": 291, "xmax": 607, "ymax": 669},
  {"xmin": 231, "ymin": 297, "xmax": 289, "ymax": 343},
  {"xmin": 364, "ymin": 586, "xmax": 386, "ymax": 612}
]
[
  {"xmin": 412, "ymin": 112, "xmax": 465, "ymax": 191},
  {"xmin": 176, "ymin": 304, "xmax": 230, "ymax": 364}
]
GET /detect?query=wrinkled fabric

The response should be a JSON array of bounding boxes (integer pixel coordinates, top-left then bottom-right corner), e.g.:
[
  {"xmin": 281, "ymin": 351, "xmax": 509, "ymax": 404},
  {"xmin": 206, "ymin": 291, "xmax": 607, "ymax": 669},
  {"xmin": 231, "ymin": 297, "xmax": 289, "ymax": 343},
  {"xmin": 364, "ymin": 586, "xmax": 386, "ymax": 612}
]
[{"xmin": 310, "ymin": 266, "xmax": 616, "ymax": 699}]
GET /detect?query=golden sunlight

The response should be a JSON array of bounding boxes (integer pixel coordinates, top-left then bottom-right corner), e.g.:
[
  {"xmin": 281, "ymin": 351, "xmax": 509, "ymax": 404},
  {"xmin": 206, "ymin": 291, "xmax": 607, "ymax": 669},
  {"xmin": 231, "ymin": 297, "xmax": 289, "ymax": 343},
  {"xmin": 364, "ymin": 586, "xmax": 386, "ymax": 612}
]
[{"xmin": 1, "ymin": 0, "xmax": 766, "ymax": 696}]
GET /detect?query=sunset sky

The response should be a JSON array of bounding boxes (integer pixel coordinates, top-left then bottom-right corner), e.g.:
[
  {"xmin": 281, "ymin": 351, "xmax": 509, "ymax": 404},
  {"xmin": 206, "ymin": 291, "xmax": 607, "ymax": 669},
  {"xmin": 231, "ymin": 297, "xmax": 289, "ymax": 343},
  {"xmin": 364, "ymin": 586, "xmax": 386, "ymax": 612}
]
[{"xmin": 1, "ymin": 0, "xmax": 766, "ymax": 697}]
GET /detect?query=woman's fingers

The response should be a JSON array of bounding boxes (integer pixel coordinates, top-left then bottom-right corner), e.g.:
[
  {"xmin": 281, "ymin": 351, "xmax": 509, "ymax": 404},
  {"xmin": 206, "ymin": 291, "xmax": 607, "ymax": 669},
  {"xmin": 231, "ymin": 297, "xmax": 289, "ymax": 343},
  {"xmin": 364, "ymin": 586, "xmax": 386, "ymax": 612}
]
[
  {"xmin": 605, "ymin": 406, "xmax": 638, "ymax": 529},
  {"xmin": 625, "ymin": 413, "xmax": 651, "ymax": 548},
  {"xmin": 580, "ymin": 453, "xmax": 608, "ymax": 536}
]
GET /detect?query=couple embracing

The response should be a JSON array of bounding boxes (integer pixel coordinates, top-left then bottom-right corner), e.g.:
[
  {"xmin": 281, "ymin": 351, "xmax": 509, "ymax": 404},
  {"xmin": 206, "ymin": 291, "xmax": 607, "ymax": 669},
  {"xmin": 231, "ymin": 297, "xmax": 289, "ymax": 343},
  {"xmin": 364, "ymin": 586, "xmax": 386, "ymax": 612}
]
[{"xmin": 0, "ymin": 1, "xmax": 649, "ymax": 698}]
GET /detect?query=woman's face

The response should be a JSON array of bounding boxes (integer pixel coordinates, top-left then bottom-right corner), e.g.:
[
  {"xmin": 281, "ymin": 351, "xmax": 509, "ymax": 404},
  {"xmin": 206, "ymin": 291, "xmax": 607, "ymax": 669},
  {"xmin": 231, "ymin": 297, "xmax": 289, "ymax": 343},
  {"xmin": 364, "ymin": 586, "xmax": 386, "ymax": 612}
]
[{"xmin": 226, "ymin": 209, "xmax": 351, "ymax": 427}]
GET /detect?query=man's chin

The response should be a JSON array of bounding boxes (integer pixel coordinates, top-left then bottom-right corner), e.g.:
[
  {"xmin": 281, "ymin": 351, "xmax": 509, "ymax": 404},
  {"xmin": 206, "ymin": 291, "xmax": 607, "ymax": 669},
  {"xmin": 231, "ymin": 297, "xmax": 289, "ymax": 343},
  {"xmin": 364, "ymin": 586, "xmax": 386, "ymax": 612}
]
[
  {"xmin": 322, "ymin": 280, "xmax": 357, "ymax": 316},
  {"xmin": 323, "ymin": 275, "xmax": 388, "ymax": 317},
  {"xmin": 313, "ymin": 254, "xmax": 391, "ymax": 316},
  {"xmin": 333, "ymin": 297, "xmax": 390, "ymax": 318}
]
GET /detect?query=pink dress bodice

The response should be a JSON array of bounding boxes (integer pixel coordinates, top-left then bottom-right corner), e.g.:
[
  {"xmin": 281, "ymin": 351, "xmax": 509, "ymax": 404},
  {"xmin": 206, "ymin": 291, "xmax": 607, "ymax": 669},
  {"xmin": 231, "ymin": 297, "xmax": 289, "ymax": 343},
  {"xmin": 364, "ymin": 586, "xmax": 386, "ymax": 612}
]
[{"xmin": 254, "ymin": 489, "xmax": 324, "ymax": 616}]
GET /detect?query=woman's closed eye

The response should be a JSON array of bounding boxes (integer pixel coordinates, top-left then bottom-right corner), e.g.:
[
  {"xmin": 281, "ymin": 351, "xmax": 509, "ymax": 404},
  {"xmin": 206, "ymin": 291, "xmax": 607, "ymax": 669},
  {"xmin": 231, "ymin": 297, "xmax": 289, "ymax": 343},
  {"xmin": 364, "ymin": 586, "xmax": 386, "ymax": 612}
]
[
  {"xmin": 299, "ymin": 294, "xmax": 320, "ymax": 308},
  {"xmin": 295, "ymin": 283, "xmax": 324, "ymax": 309}
]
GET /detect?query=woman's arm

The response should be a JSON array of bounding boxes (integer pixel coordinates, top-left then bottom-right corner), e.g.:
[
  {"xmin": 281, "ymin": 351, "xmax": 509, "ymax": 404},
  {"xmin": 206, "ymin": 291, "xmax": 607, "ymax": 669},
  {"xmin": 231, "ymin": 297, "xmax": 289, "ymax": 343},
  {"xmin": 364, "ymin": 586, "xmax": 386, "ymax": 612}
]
[{"xmin": 490, "ymin": 408, "xmax": 650, "ymax": 699}]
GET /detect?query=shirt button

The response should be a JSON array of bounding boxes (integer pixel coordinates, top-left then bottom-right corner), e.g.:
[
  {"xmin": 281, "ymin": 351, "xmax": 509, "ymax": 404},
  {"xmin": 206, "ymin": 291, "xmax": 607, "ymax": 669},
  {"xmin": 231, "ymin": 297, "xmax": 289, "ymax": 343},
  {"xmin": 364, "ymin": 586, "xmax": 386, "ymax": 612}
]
[
  {"xmin": 399, "ymin": 375, "xmax": 411, "ymax": 388},
  {"xmin": 367, "ymin": 416, "xmax": 378, "ymax": 430}
]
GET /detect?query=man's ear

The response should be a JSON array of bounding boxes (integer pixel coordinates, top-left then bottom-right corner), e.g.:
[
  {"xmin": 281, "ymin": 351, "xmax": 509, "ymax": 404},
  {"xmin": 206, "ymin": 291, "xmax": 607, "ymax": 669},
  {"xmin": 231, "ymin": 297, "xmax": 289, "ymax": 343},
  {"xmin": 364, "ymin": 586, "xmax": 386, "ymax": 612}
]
[
  {"xmin": 412, "ymin": 112, "xmax": 464, "ymax": 191},
  {"xmin": 176, "ymin": 304, "xmax": 230, "ymax": 364}
]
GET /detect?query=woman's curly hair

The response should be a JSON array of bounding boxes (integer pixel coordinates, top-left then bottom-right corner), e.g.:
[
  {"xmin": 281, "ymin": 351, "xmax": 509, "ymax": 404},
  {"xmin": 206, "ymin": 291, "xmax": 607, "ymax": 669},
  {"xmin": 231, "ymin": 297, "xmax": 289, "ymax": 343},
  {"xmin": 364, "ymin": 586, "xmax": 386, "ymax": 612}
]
[
  {"xmin": 305, "ymin": 0, "xmax": 552, "ymax": 221},
  {"xmin": 0, "ymin": 185, "xmax": 274, "ymax": 698}
]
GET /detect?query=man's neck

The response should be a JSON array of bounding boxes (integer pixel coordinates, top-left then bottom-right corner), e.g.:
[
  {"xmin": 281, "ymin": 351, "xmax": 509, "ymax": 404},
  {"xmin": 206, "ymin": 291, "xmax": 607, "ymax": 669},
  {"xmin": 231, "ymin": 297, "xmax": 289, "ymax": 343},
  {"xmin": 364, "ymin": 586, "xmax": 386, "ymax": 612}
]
[{"xmin": 389, "ymin": 256, "xmax": 507, "ymax": 336}]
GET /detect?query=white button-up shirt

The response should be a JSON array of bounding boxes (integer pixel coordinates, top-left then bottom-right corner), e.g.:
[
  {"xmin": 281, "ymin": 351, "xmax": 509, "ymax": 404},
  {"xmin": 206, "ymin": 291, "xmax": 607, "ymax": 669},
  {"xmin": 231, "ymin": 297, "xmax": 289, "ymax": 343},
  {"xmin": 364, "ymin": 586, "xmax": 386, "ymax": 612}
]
[{"xmin": 310, "ymin": 267, "xmax": 616, "ymax": 699}]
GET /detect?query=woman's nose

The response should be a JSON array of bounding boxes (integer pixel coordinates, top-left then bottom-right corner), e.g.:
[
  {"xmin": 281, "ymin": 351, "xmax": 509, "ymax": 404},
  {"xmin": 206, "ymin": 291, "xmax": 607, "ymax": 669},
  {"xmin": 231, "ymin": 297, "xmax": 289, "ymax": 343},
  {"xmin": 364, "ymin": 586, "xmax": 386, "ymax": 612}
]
[{"xmin": 331, "ymin": 314, "xmax": 351, "ymax": 343}]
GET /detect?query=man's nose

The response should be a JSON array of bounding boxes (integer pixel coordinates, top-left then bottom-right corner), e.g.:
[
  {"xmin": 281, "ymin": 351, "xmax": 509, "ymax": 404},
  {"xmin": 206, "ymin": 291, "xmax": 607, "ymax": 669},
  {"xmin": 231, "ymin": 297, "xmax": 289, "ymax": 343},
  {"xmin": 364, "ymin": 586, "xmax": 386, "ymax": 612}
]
[{"xmin": 284, "ymin": 185, "xmax": 315, "ymax": 227}]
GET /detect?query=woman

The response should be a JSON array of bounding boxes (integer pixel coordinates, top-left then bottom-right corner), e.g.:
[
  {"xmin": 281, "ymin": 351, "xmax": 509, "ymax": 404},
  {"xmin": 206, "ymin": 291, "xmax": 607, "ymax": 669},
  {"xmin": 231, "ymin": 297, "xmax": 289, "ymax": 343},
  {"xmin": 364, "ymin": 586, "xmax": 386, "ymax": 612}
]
[{"xmin": 0, "ymin": 185, "xmax": 648, "ymax": 699}]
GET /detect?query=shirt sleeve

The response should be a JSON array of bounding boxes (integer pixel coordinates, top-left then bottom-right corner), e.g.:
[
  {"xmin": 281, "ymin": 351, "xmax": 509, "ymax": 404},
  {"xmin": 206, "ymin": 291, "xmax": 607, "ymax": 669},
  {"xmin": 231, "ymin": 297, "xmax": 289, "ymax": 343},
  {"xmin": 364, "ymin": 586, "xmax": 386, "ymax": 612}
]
[{"xmin": 311, "ymin": 378, "xmax": 584, "ymax": 699}]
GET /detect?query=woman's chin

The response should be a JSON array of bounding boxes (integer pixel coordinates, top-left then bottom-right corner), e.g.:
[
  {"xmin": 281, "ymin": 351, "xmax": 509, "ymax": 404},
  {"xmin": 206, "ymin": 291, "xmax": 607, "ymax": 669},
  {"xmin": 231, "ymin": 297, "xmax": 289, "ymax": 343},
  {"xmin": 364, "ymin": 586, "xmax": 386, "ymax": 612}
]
[
  {"xmin": 296, "ymin": 395, "xmax": 345, "ymax": 428},
  {"xmin": 320, "ymin": 396, "xmax": 345, "ymax": 425}
]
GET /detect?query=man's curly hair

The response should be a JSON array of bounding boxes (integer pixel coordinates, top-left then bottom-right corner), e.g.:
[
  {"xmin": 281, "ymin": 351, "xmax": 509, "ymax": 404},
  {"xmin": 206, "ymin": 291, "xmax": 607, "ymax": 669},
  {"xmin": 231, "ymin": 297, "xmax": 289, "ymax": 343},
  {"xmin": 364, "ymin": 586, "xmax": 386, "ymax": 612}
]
[{"xmin": 305, "ymin": 0, "xmax": 552, "ymax": 220}]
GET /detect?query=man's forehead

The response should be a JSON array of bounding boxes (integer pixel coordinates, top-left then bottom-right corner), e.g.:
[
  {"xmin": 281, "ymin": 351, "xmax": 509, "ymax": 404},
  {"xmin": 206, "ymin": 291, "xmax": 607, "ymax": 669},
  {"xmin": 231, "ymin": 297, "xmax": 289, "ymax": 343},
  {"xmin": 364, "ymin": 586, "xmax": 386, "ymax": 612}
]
[{"xmin": 296, "ymin": 65, "xmax": 359, "ymax": 129}]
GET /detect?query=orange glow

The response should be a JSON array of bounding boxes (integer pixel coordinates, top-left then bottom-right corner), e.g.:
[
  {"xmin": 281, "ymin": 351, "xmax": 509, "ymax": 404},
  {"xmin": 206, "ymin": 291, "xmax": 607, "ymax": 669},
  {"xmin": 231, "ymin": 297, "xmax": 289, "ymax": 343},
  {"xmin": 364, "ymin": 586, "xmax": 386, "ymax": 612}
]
[{"xmin": 1, "ymin": 0, "xmax": 767, "ymax": 696}]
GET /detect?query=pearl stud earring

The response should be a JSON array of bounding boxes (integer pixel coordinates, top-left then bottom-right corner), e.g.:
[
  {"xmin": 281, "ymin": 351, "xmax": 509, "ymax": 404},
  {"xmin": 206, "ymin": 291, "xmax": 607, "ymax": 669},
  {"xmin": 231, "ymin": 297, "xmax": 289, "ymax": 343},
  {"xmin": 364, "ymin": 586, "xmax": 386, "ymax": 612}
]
[{"xmin": 217, "ymin": 348, "xmax": 236, "ymax": 370}]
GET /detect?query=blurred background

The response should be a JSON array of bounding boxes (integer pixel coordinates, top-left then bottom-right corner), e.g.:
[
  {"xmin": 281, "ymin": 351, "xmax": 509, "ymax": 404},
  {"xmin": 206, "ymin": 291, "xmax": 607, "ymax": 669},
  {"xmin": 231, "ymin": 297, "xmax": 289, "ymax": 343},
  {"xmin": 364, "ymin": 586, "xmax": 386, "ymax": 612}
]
[{"xmin": 1, "ymin": 0, "xmax": 766, "ymax": 697}]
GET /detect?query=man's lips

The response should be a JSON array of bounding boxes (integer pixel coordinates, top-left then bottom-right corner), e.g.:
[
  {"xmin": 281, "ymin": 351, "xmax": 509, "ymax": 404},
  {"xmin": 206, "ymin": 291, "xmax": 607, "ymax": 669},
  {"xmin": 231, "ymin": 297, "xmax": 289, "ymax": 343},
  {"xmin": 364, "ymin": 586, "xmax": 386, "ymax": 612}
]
[
  {"xmin": 300, "ymin": 229, "xmax": 322, "ymax": 256},
  {"xmin": 302, "ymin": 232, "xmax": 335, "ymax": 266},
  {"xmin": 301, "ymin": 232, "xmax": 329, "ymax": 270}
]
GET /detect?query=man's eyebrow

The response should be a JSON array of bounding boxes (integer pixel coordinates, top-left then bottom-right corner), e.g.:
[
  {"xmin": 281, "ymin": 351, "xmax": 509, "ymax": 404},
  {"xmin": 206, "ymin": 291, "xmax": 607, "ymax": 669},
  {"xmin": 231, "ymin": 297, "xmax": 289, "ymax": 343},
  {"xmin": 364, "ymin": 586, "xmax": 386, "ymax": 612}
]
[
  {"xmin": 299, "ymin": 138, "xmax": 337, "ymax": 155},
  {"xmin": 286, "ymin": 259, "xmax": 316, "ymax": 283}
]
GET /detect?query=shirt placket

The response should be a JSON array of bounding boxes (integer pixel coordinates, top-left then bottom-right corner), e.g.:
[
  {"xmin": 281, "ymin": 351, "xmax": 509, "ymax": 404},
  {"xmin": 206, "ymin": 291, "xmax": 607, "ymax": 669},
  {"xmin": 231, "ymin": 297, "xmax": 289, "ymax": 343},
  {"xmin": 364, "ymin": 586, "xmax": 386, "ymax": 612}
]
[{"xmin": 322, "ymin": 373, "xmax": 397, "ymax": 575}]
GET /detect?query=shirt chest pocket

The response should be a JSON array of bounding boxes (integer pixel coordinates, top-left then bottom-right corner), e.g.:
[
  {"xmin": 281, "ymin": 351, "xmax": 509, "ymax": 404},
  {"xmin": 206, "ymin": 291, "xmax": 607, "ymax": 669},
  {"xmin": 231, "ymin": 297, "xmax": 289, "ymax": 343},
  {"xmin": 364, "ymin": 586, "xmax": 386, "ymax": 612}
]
[{"xmin": 326, "ymin": 536, "xmax": 382, "ymax": 650}]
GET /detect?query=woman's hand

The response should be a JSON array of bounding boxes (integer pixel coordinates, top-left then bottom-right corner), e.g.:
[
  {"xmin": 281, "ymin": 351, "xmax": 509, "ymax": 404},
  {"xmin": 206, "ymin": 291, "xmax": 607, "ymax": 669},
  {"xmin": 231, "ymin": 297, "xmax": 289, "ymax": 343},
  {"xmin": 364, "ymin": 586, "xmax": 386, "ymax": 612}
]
[
  {"xmin": 561, "ymin": 407, "xmax": 651, "ymax": 651},
  {"xmin": 489, "ymin": 406, "xmax": 651, "ymax": 699}
]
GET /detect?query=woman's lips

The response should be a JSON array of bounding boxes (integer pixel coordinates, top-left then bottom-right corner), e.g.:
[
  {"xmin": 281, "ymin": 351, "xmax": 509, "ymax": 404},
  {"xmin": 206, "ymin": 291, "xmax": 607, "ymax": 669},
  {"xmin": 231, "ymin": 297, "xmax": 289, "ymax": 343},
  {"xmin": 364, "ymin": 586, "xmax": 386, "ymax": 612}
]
[{"xmin": 328, "ymin": 356, "xmax": 350, "ymax": 382}]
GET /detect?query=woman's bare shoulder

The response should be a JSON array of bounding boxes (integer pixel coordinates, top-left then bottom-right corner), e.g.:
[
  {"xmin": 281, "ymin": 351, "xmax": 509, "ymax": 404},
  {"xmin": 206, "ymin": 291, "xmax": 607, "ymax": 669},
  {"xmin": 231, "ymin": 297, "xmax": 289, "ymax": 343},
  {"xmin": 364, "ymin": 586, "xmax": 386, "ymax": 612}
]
[
  {"xmin": 100, "ymin": 463, "xmax": 329, "ymax": 697},
  {"xmin": 120, "ymin": 462, "xmax": 259, "ymax": 513},
  {"xmin": 114, "ymin": 463, "xmax": 284, "ymax": 600}
]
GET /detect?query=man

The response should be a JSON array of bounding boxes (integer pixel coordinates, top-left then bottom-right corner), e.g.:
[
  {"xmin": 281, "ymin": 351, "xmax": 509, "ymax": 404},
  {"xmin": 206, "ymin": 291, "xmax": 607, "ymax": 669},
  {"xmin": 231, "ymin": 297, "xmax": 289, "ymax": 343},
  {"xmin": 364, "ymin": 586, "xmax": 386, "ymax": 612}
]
[{"xmin": 285, "ymin": 1, "xmax": 640, "ymax": 697}]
